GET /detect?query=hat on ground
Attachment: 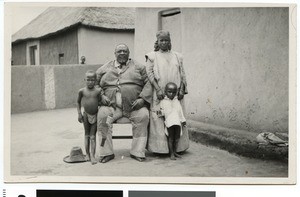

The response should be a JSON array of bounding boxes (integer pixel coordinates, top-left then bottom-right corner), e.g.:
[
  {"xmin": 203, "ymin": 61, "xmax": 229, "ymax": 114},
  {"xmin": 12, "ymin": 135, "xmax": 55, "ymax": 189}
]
[{"xmin": 63, "ymin": 146, "xmax": 86, "ymax": 163}]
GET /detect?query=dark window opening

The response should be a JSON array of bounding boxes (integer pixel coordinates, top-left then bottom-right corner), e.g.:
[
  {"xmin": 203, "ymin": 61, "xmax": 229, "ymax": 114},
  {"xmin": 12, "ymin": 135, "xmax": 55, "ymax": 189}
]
[
  {"xmin": 59, "ymin": 53, "xmax": 64, "ymax": 65},
  {"xmin": 29, "ymin": 45, "xmax": 37, "ymax": 65}
]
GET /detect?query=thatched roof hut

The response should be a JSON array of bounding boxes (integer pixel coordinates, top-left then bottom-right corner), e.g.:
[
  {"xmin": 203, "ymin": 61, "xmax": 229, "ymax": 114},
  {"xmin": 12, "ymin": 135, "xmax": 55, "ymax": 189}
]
[{"xmin": 12, "ymin": 7, "xmax": 135, "ymax": 44}]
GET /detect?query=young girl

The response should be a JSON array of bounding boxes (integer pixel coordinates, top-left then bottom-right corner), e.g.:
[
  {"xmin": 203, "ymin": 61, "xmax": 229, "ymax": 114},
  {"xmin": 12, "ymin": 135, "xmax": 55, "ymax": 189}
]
[{"xmin": 159, "ymin": 82, "xmax": 186, "ymax": 160}]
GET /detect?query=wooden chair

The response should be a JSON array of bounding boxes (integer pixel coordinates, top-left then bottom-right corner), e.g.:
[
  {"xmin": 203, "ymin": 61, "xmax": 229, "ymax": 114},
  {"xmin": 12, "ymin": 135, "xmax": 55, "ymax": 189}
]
[{"xmin": 112, "ymin": 117, "xmax": 132, "ymax": 139}]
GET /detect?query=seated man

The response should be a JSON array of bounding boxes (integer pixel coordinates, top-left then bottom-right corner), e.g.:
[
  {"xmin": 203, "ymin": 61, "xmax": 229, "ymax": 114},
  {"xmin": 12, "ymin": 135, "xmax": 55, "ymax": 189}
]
[{"xmin": 96, "ymin": 43, "xmax": 152, "ymax": 163}]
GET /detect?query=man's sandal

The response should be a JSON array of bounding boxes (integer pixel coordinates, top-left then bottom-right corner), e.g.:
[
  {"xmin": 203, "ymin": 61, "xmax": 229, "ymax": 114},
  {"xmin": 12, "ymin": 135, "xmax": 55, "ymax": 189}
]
[
  {"xmin": 100, "ymin": 154, "xmax": 115, "ymax": 163},
  {"xmin": 130, "ymin": 154, "xmax": 145, "ymax": 162}
]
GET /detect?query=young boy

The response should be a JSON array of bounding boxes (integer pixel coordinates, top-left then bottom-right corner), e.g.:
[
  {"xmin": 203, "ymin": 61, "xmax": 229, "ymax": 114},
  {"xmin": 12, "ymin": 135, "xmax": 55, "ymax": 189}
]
[
  {"xmin": 77, "ymin": 70, "xmax": 102, "ymax": 164},
  {"xmin": 159, "ymin": 82, "xmax": 186, "ymax": 160}
]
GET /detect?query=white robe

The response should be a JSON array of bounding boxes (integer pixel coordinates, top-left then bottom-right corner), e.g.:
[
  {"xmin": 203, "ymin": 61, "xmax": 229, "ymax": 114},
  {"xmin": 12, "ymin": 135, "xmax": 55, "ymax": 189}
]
[{"xmin": 160, "ymin": 96, "xmax": 186, "ymax": 136}]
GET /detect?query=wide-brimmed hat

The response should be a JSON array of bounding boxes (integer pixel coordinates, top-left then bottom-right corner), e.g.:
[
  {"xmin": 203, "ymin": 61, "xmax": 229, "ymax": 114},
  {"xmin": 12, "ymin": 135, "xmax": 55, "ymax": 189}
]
[{"xmin": 63, "ymin": 146, "xmax": 86, "ymax": 163}]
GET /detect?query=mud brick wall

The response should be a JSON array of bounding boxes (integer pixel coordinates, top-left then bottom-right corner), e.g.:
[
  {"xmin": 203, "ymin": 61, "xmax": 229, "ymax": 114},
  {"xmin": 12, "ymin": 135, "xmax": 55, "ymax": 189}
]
[
  {"xmin": 11, "ymin": 64, "xmax": 101, "ymax": 113},
  {"xmin": 135, "ymin": 8, "xmax": 289, "ymax": 133}
]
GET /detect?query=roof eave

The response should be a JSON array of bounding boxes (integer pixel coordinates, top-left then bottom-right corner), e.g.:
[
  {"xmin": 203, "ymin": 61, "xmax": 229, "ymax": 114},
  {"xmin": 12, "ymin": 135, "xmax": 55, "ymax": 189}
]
[
  {"xmin": 81, "ymin": 24, "xmax": 134, "ymax": 33},
  {"xmin": 12, "ymin": 23, "xmax": 134, "ymax": 44},
  {"xmin": 12, "ymin": 23, "xmax": 81, "ymax": 44}
]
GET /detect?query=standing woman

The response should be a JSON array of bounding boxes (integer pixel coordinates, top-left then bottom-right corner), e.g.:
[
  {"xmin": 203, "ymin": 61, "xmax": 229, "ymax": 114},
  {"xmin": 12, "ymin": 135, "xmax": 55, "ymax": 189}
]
[{"xmin": 145, "ymin": 30, "xmax": 189, "ymax": 154}]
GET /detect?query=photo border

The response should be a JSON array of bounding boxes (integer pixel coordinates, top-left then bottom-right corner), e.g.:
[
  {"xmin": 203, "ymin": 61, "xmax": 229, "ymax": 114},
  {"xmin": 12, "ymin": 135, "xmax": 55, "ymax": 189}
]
[{"xmin": 3, "ymin": 2, "xmax": 297, "ymax": 184}]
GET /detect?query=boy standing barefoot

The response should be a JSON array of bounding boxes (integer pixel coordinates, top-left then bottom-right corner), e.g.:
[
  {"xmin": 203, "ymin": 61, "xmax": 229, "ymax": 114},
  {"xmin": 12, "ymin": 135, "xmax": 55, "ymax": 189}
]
[
  {"xmin": 159, "ymin": 82, "xmax": 186, "ymax": 160},
  {"xmin": 77, "ymin": 70, "xmax": 103, "ymax": 165}
]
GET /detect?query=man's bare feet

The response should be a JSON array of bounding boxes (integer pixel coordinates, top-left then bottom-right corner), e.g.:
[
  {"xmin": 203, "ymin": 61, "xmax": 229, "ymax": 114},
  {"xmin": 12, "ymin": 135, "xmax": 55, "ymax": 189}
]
[
  {"xmin": 174, "ymin": 152, "xmax": 182, "ymax": 158},
  {"xmin": 85, "ymin": 155, "xmax": 91, "ymax": 161},
  {"xmin": 91, "ymin": 157, "xmax": 97, "ymax": 165},
  {"xmin": 100, "ymin": 154, "xmax": 115, "ymax": 163}
]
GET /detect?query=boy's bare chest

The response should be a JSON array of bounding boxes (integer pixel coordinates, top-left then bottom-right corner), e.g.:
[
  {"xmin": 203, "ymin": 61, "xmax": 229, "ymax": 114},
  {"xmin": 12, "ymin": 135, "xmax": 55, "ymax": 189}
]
[{"xmin": 83, "ymin": 89, "xmax": 99, "ymax": 99}]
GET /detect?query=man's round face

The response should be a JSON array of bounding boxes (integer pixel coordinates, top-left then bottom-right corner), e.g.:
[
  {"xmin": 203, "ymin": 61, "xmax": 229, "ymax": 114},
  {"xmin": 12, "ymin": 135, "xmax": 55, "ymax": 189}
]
[{"xmin": 115, "ymin": 45, "xmax": 129, "ymax": 64}]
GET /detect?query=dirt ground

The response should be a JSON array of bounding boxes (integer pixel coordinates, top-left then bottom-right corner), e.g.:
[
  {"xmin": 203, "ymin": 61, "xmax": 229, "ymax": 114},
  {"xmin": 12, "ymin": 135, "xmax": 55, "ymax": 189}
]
[{"xmin": 10, "ymin": 108, "xmax": 288, "ymax": 177}]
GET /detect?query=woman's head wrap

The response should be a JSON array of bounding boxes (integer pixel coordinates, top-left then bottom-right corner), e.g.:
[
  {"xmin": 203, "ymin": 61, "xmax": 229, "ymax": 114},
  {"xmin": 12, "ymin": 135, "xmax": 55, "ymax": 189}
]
[
  {"xmin": 154, "ymin": 30, "xmax": 172, "ymax": 51},
  {"xmin": 156, "ymin": 30, "xmax": 171, "ymax": 39}
]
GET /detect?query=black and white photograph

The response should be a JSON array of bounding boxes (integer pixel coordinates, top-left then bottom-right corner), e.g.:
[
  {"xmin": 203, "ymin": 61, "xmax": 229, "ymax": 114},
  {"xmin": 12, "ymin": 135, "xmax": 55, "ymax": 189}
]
[{"xmin": 3, "ymin": 2, "xmax": 296, "ymax": 184}]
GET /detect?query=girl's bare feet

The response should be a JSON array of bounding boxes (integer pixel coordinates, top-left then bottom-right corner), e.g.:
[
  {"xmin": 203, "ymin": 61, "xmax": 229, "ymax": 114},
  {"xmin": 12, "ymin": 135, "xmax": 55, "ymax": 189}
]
[{"xmin": 170, "ymin": 154, "xmax": 176, "ymax": 160}]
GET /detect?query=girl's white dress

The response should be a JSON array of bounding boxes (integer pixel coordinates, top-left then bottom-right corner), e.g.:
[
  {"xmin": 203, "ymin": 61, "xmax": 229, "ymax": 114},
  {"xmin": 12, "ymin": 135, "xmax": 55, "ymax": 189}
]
[{"xmin": 160, "ymin": 96, "xmax": 186, "ymax": 136}]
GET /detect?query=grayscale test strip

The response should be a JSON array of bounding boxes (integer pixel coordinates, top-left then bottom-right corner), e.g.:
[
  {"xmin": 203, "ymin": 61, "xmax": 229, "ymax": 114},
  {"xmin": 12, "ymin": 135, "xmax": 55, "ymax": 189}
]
[
  {"xmin": 3, "ymin": 190, "xmax": 123, "ymax": 197},
  {"xmin": 3, "ymin": 190, "xmax": 215, "ymax": 197},
  {"xmin": 36, "ymin": 190, "xmax": 123, "ymax": 197},
  {"xmin": 129, "ymin": 191, "xmax": 216, "ymax": 197}
]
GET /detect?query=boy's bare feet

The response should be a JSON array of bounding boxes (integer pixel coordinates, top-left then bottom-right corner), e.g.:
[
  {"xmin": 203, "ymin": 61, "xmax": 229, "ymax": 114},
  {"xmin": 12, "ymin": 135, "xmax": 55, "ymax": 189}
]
[
  {"xmin": 174, "ymin": 152, "xmax": 182, "ymax": 158},
  {"xmin": 91, "ymin": 157, "xmax": 97, "ymax": 165},
  {"xmin": 85, "ymin": 155, "xmax": 91, "ymax": 161}
]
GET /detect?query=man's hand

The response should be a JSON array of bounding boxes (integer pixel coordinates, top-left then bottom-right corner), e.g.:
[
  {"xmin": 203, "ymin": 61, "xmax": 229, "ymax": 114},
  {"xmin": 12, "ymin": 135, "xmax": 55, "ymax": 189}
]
[
  {"xmin": 157, "ymin": 89, "xmax": 165, "ymax": 100},
  {"xmin": 131, "ymin": 98, "xmax": 145, "ymax": 110},
  {"xmin": 101, "ymin": 95, "xmax": 111, "ymax": 106},
  {"xmin": 182, "ymin": 121, "xmax": 187, "ymax": 127},
  {"xmin": 78, "ymin": 113, "xmax": 83, "ymax": 123}
]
